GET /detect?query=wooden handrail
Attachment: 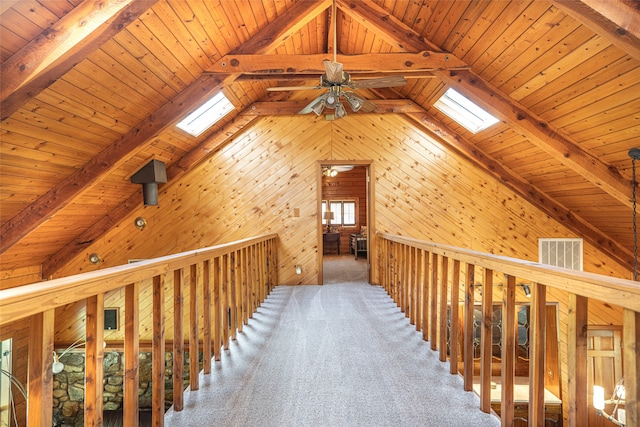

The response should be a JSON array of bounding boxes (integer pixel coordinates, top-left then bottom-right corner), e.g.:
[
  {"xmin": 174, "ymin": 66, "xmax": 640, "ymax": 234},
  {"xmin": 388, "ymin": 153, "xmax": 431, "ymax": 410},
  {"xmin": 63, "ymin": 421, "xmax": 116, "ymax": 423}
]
[
  {"xmin": 0, "ymin": 234, "xmax": 278, "ymax": 427},
  {"xmin": 377, "ymin": 233, "xmax": 639, "ymax": 427},
  {"xmin": 0, "ymin": 234, "xmax": 277, "ymax": 325}
]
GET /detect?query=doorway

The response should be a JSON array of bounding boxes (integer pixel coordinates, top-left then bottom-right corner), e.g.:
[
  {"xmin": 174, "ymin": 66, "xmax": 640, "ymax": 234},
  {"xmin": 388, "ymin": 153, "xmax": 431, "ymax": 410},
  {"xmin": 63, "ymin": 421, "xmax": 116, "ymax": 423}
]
[{"xmin": 317, "ymin": 161, "xmax": 374, "ymax": 285}]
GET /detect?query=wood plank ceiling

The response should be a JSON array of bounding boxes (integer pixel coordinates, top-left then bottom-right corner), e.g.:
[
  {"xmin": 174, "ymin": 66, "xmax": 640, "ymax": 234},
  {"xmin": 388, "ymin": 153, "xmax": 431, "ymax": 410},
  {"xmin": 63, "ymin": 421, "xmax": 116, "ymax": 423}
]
[{"xmin": 0, "ymin": 0, "xmax": 639, "ymax": 277}]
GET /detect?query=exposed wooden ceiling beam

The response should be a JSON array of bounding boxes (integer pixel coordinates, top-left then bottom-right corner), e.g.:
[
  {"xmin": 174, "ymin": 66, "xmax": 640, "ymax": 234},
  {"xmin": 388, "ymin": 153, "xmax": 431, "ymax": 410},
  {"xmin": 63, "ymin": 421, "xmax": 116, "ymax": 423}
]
[
  {"xmin": 2, "ymin": 0, "xmax": 134, "ymax": 101},
  {"xmin": 405, "ymin": 111, "xmax": 634, "ymax": 272},
  {"xmin": 42, "ymin": 114, "xmax": 260, "ymax": 278},
  {"xmin": 1, "ymin": 0, "xmax": 158, "ymax": 121},
  {"xmin": 36, "ymin": 0, "xmax": 333, "ymax": 269},
  {"xmin": 235, "ymin": 72, "xmax": 436, "ymax": 81},
  {"xmin": 242, "ymin": 100, "xmax": 422, "ymax": 116},
  {"xmin": 549, "ymin": 0, "xmax": 640, "ymax": 61},
  {"xmin": 339, "ymin": 0, "xmax": 633, "ymax": 208},
  {"xmin": 368, "ymin": 86, "xmax": 632, "ymax": 271},
  {"xmin": 206, "ymin": 52, "xmax": 468, "ymax": 74},
  {"xmin": 0, "ymin": 74, "xmax": 226, "ymax": 256}
]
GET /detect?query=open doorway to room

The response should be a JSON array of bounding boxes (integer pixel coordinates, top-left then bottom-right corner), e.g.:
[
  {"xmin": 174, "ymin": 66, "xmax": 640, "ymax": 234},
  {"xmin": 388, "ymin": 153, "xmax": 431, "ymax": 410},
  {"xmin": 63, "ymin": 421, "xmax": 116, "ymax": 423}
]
[{"xmin": 318, "ymin": 161, "xmax": 373, "ymax": 285}]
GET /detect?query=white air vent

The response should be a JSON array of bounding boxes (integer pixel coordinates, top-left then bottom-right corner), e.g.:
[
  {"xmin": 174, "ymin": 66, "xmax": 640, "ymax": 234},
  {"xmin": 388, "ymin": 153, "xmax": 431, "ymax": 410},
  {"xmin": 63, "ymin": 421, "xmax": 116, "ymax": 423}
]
[{"xmin": 538, "ymin": 238, "xmax": 583, "ymax": 271}]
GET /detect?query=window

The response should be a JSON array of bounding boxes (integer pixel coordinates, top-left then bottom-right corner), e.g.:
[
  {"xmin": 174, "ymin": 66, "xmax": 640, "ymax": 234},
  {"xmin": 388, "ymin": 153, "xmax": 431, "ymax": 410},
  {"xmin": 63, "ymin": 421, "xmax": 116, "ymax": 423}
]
[
  {"xmin": 176, "ymin": 92, "xmax": 235, "ymax": 137},
  {"xmin": 433, "ymin": 88, "xmax": 499, "ymax": 133},
  {"xmin": 539, "ymin": 238, "xmax": 583, "ymax": 271},
  {"xmin": 322, "ymin": 200, "xmax": 357, "ymax": 226}
]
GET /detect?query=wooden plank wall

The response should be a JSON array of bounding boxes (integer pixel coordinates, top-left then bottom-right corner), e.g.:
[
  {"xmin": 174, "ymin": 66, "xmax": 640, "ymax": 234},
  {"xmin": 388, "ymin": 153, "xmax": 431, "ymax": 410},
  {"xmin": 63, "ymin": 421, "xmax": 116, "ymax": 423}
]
[
  {"xmin": 49, "ymin": 114, "xmax": 631, "ymax": 425},
  {"xmin": 322, "ymin": 167, "xmax": 367, "ymax": 254}
]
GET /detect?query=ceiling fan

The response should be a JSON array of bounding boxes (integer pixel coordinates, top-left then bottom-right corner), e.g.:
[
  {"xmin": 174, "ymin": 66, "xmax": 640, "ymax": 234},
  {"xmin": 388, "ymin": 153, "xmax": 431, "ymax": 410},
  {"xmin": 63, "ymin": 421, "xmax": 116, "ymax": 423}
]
[{"xmin": 266, "ymin": 1, "xmax": 407, "ymax": 119}]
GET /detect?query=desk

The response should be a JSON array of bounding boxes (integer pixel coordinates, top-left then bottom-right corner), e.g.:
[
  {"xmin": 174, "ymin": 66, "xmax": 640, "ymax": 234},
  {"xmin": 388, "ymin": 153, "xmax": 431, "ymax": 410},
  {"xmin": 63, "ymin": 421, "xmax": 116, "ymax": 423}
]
[
  {"xmin": 323, "ymin": 232, "xmax": 340, "ymax": 255},
  {"xmin": 350, "ymin": 234, "xmax": 367, "ymax": 259}
]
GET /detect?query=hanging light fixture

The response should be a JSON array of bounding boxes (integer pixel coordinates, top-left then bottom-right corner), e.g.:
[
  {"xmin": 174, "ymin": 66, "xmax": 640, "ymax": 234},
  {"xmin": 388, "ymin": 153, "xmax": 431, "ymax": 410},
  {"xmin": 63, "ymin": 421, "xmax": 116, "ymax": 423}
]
[
  {"xmin": 52, "ymin": 338, "xmax": 106, "ymax": 374},
  {"xmin": 594, "ymin": 377, "xmax": 626, "ymax": 426}
]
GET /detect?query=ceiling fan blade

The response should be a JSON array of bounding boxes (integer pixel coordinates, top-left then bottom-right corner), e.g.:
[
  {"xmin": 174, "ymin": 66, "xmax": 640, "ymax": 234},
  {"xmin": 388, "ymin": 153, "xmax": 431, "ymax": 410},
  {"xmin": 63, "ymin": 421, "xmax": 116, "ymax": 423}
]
[
  {"xmin": 349, "ymin": 76, "xmax": 407, "ymax": 89},
  {"xmin": 299, "ymin": 93, "xmax": 328, "ymax": 115},
  {"xmin": 324, "ymin": 60, "xmax": 344, "ymax": 83},
  {"xmin": 359, "ymin": 99, "xmax": 377, "ymax": 113},
  {"xmin": 267, "ymin": 85, "xmax": 323, "ymax": 92}
]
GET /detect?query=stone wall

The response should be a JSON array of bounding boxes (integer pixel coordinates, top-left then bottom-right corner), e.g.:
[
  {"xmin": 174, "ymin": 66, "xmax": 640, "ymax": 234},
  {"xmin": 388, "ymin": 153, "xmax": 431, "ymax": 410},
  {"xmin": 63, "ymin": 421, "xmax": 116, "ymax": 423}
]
[{"xmin": 52, "ymin": 351, "xmax": 201, "ymax": 426}]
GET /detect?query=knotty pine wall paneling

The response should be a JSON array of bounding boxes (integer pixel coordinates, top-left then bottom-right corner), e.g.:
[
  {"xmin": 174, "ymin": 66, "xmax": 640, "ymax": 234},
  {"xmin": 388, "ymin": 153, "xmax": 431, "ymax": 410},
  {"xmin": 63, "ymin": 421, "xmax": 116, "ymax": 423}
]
[{"xmin": 50, "ymin": 115, "xmax": 630, "ymax": 419}]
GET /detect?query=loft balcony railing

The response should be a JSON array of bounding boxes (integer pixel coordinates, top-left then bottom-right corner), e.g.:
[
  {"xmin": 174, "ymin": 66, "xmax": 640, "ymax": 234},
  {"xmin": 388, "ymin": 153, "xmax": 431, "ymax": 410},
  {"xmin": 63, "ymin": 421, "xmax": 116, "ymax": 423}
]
[
  {"xmin": 377, "ymin": 233, "xmax": 639, "ymax": 427},
  {"xmin": 1, "ymin": 232, "xmax": 638, "ymax": 426},
  {"xmin": 0, "ymin": 234, "xmax": 278, "ymax": 427}
]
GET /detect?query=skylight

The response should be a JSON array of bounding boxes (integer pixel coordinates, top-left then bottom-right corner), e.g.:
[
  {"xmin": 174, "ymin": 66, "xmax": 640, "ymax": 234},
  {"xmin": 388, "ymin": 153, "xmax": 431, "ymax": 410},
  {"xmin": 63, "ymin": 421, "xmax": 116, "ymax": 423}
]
[
  {"xmin": 176, "ymin": 92, "xmax": 235, "ymax": 137},
  {"xmin": 433, "ymin": 88, "xmax": 499, "ymax": 133}
]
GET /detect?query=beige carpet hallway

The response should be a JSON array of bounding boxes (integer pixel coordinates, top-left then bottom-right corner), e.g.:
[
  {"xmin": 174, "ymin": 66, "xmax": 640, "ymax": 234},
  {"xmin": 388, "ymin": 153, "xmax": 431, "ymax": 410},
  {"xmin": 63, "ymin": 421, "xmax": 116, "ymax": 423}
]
[{"xmin": 164, "ymin": 255, "xmax": 500, "ymax": 427}]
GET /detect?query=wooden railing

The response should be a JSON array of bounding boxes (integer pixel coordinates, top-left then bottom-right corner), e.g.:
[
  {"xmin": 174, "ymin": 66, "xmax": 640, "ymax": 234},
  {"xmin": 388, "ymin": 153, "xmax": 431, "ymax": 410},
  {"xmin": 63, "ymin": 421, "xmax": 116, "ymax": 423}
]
[
  {"xmin": 0, "ymin": 234, "xmax": 278, "ymax": 427},
  {"xmin": 377, "ymin": 233, "xmax": 639, "ymax": 427}
]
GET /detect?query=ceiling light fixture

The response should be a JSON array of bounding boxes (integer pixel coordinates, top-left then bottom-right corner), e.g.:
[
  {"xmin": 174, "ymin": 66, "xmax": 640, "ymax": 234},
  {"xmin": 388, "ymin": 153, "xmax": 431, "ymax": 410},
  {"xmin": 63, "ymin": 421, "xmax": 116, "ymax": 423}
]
[
  {"xmin": 53, "ymin": 338, "xmax": 107, "ymax": 374},
  {"xmin": 594, "ymin": 377, "xmax": 626, "ymax": 426}
]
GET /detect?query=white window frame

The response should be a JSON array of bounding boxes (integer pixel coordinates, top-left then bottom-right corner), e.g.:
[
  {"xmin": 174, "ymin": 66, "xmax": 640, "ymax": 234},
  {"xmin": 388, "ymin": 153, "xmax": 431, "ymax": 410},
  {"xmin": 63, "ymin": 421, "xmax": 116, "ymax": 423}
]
[
  {"xmin": 434, "ymin": 88, "xmax": 499, "ymax": 133},
  {"xmin": 322, "ymin": 199, "xmax": 357, "ymax": 227}
]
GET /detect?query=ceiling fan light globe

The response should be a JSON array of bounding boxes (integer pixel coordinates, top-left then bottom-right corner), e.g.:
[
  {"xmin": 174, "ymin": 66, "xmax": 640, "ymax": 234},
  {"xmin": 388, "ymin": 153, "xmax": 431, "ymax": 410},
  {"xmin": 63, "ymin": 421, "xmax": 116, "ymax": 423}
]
[
  {"xmin": 335, "ymin": 102, "xmax": 347, "ymax": 119},
  {"xmin": 326, "ymin": 94, "xmax": 338, "ymax": 108},
  {"xmin": 311, "ymin": 99, "xmax": 325, "ymax": 116},
  {"xmin": 345, "ymin": 94, "xmax": 365, "ymax": 112}
]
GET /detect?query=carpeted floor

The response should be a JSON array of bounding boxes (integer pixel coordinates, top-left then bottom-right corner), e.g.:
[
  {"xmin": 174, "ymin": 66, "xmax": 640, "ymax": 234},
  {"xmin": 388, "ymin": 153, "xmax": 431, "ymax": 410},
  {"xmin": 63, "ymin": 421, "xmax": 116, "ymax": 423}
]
[{"xmin": 164, "ymin": 255, "xmax": 500, "ymax": 427}]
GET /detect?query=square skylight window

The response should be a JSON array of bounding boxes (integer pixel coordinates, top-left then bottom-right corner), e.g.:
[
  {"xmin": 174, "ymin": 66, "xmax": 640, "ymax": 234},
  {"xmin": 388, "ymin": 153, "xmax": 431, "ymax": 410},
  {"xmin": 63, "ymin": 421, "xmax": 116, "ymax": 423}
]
[
  {"xmin": 176, "ymin": 92, "xmax": 235, "ymax": 137},
  {"xmin": 434, "ymin": 88, "xmax": 499, "ymax": 133}
]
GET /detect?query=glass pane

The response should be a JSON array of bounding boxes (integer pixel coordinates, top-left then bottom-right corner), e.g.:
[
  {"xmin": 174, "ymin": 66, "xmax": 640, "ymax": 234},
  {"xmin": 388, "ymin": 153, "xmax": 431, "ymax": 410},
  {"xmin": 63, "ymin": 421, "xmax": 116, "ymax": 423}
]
[
  {"xmin": 330, "ymin": 202, "xmax": 342, "ymax": 225},
  {"xmin": 343, "ymin": 202, "xmax": 356, "ymax": 225},
  {"xmin": 321, "ymin": 201, "xmax": 327, "ymax": 224}
]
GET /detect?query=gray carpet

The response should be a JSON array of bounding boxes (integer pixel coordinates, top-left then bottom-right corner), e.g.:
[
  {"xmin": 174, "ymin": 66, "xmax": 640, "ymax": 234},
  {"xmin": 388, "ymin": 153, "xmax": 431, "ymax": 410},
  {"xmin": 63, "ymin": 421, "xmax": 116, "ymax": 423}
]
[{"xmin": 164, "ymin": 256, "xmax": 499, "ymax": 427}]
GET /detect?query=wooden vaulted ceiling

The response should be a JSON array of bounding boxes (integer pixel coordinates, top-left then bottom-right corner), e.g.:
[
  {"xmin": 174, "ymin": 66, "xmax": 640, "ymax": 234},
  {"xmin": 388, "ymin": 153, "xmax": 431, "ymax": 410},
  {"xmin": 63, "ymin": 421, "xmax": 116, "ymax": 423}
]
[{"xmin": 0, "ymin": 0, "xmax": 639, "ymax": 278}]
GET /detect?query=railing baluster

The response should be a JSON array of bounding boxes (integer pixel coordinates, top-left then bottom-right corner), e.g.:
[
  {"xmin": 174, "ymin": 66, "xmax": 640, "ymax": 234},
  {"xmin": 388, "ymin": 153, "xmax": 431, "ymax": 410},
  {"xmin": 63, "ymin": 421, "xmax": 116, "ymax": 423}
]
[
  {"xmin": 501, "ymin": 274, "xmax": 516, "ymax": 427},
  {"xmin": 623, "ymin": 308, "xmax": 639, "ymax": 426},
  {"xmin": 189, "ymin": 264, "xmax": 199, "ymax": 391},
  {"xmin": 124, "ymin": 282, "xmax": 140, "ymax": 426},
  {"xmin": 415, "ymin": 248, "xmax": 423, "ymax": 332},
  {"xmin": 222, "ymin": 254, "xmax": 230, "ymax": 350},
  {"xmin": 85, "ymin": 294, "xmax": 105, "ymax": 427},
  {"xmin": 422, "ymin": 250, "xmax": 431, "ymax": 342},
  {"xmin": 202, "ymin": 261, "xmax": 212, "ymax": 374},
  {"xmin": 463, "ymin": 263, "xmax": 475, "ymax": 392},
  {"xmin": 480, "ymin": 268, "xmax": 493, "ymax": 413},
  {"xmin": 230, "ymin": 252, "xmax": 238, "ymax": 340},
  {"xmin": 152, "ymin": 274, "xmax": 165, "ymax": 427},
  {"xmin": 567, "ymin": 293, "xmax": 588, "ymax": 427},
  {"xmin": 450, "ymin": 259, "xmax": 461, "ymax": 375},
  {"xmin": 27, "ymin": 309, "xmax": 54, "ymax": 427},
  {"xmin": 430, "ymin": 252, "xmax": 438, "ymax": 351},
  {"xmin": 529, "ymin": 282, "xmax": 546, "ymax": 427},
  {"xmin": 173, "ymin": 269, "xmax": 184, "ymax": 412},
  {"xmin": 439, "ymin": 256, "xmax": 449, "ymax": 362},
  {"xmin": 213, "ymin": 257, "xmax": 222, "ymax": 362}
]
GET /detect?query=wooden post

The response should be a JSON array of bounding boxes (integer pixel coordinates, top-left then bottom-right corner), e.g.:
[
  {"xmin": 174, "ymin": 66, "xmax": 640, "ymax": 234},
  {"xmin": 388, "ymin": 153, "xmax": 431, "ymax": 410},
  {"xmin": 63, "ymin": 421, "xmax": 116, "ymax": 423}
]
[
  {"xmin": 567, "ymin": 293, "xmax": 588, "ymax": 427},
  {"xmin": 230, "ymin": 252, "xmax": 238, "ymax": 340},
  {"xmin": 85, "ymin": 294, "xmax": 104, "ymax": 427},
  {"xmin": 213, "ymin": 257, "xmax": 222, "ymax": 362},
  {"xmin": 415, "ymin": 248, "xmax": 423, "ymax": 331},
  {"xmin": 27, "ymin": 310, "xmax": 54, "ymax": 427},
  {"xmin": 463, "ymin": 263, "xmax": 475, "ymax": 392},
  {"xmin": 222, "ymin": 254, "xmax": 230, "ymax": 350},
  {"xmin": 189, "ymin": 263, "xmax": 200, "ymax": 391},
  {"xmin": 439, "ymin": 256, "xmax": 449, "ymax": 362},
  {"xmin": 623, "ymin": 308, "xmax": 639, "ymax": 427},
  {"xmin": 430, "ymin": 252, "xmax": 438, "ymax": 351},
  {"xmin": 124, "ymin": 282, "xmax": 140, "ymax": 426},
  {"xmin": 152, "ymin": 274, "xmax": 165, "ymax": 427},
  {"xmin": 529, "ymin": 282, "xmax": 546, "ymax": 427},
  {"xmin": 480, "ymin": 268, "xmax": 493, "ymax": 413},
  {"xmin": 422, "ymin": 251, "xmax": 431, "ymax": 342},
  {"xmin": 173, "ymin": 269, "xmax": 184, "ymax": 412},
  {"xmin": 450, "ymin": 259, "xmax": 460, "ymax": 375},
  {"xmin": 501, "ymin": 274, "xmax": 516, "ymax": 427},
  {"xmin": 202, "ymin": 260, "xmax": 212, "ymax": 374}
]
